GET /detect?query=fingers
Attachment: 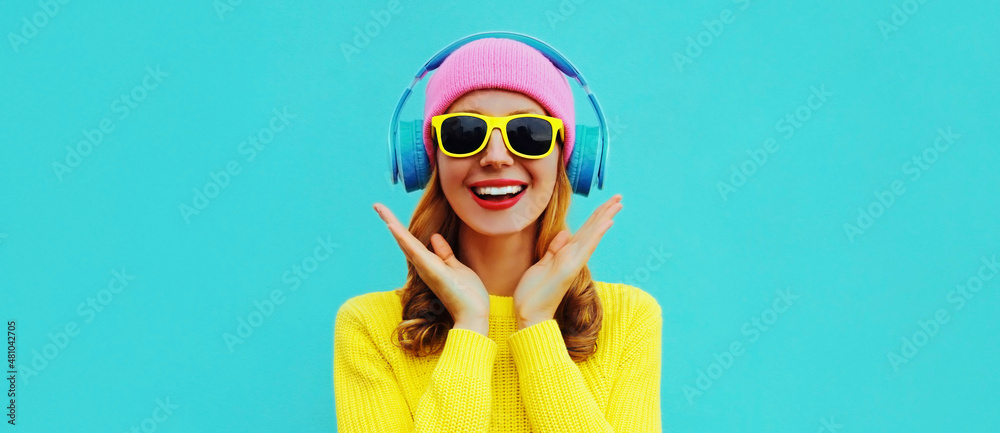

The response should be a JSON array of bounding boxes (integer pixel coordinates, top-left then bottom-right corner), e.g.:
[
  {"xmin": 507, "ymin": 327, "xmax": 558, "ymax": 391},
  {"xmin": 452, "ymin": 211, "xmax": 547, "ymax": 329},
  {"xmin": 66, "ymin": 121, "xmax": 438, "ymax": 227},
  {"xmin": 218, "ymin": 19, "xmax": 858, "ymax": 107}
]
[
  {"xmin": 573, "ymin": 194, "xmax": 623, "ymax": 245},
  {"xmin": 565, "ymin": 195, "xmax": 621, "ymax": 264},
  {"xmin": 551, "ymin": 230, "xmax": 571, "ymax": 251},
  {"xmin": 539, "ymin": 194, "xmax": 621, "ymax": 274},
  {"xmin": 374, "ymin": 203, "xmax": 434, "ymax": 264},
  {"xmin": 584, "ymin": 219, "xmax": 615, "ymax": 256},
  {"xmin": 429, "ymin": 233, "xmax": 458, "ymax": 264},
  {"xmin": 539, "ymin": 230, "xmax": 571, "ymax": 264},
  {"xmin": 578, "ymin": 195, "xmax": 622, "ymax": 234}
]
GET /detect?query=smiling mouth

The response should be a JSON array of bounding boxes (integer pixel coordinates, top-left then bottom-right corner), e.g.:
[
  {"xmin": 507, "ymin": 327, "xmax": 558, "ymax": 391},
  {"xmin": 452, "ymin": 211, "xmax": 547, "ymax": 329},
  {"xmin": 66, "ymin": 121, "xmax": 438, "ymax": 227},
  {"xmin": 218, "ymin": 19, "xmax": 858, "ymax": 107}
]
[{"xmin": 469, "ymin": 185, "xmax": 527, "ymax": 202}]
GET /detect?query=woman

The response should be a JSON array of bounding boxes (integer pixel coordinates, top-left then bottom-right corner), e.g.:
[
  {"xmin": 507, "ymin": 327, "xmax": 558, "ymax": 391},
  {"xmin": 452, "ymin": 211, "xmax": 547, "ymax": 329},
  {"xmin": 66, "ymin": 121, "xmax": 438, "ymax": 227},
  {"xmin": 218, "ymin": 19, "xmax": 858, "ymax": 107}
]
[{"xmin": 334, "ymin": 36, "xmax": 662, "ymax": 432}]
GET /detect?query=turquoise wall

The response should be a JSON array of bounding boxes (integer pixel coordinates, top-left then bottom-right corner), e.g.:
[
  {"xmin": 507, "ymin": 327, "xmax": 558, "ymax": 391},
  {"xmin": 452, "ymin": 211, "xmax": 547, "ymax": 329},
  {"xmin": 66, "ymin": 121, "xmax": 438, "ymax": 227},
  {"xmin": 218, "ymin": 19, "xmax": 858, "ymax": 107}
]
[{"xmin": 1, "ymin": 0, "xmax": 997, "ymax": 431}]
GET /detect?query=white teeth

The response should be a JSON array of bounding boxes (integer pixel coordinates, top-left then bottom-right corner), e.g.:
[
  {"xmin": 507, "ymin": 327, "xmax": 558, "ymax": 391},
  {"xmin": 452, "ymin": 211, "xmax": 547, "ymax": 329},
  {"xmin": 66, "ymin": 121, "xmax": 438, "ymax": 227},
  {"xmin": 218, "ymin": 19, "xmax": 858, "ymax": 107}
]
[{"xmin": 472, "ymin": 185, "xmax": 526, "ymax": 196}]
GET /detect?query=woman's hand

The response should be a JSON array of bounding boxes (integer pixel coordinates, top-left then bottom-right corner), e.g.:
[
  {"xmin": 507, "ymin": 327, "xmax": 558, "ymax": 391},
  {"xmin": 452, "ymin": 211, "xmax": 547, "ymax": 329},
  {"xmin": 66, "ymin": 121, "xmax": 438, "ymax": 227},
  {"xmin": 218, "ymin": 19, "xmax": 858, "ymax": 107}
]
[
  {"xmin": 512, "ymin": 194, "xmax": 623, "ymax": 330},
  {"xmin": 373, "ymin": 203, "xmax": 490, "ymax": 333}
]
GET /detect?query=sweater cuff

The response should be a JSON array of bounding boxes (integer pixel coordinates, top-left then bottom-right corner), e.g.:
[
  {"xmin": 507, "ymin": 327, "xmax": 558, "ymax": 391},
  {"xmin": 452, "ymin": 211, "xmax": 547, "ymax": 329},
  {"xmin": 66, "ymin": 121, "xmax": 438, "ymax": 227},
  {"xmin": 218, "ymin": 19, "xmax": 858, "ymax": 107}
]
[
  {"xmin": 437, "ymin": 328, "xmax": 498, "ymax": 378},
  {"xmin": 507, "ymin": 319, "xmax": 572, "ymax": 372}
]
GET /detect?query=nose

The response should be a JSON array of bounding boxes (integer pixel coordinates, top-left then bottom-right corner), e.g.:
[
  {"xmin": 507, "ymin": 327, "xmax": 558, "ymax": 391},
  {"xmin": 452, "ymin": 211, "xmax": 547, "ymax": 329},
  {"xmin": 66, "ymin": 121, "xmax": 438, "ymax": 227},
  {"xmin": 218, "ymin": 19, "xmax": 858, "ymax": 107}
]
[{"xmin": 479, "ymin": 126, "xmax": 514, "ymax": 168}]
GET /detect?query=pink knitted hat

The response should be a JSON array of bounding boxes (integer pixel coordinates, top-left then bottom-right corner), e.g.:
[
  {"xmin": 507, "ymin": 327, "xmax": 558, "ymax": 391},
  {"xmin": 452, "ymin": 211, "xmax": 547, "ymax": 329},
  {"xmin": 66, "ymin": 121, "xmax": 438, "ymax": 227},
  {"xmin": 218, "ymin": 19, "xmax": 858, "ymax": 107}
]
[{"xmin": 423, "ymin": 37, "xmax": 576, "ymax": 168}]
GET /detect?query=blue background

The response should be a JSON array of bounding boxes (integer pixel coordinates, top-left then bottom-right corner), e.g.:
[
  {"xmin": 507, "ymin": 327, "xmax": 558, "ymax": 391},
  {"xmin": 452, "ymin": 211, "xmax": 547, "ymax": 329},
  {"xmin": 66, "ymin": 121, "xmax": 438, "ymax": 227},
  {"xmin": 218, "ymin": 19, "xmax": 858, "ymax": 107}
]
[{"xmin": 2, "ymin": 0, "xmax": 998, "ymax": 432}]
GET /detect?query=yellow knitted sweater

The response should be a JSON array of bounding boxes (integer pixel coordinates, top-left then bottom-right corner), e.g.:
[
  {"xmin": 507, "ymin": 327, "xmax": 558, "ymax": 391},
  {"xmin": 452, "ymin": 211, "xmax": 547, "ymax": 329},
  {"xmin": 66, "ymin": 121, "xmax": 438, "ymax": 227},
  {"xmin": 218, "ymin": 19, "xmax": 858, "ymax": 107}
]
[{"xmin": 333, "ymin": 281, "xmax": 662, "ymax": 432}]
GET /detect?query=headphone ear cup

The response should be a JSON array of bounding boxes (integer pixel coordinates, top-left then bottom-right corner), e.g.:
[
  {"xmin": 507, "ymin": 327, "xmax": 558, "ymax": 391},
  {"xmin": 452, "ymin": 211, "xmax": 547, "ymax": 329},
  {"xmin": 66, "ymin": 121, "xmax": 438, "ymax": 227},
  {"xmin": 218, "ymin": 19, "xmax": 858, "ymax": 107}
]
[
  {"xmin": 566, "ymin": 125, "xmax": 599, "ymax": 196},
  {"xmin": 398, "ymin": 120, "xmax": 432, "ymax": 192}
]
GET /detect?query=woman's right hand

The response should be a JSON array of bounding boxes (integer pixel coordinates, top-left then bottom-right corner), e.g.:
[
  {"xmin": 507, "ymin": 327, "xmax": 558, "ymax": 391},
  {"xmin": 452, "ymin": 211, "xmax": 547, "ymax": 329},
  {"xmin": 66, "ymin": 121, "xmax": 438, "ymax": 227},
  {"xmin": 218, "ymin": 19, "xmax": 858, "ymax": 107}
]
[{"xmin": 373, "ymin": 203, "xmax": 490, "ymax": 331}]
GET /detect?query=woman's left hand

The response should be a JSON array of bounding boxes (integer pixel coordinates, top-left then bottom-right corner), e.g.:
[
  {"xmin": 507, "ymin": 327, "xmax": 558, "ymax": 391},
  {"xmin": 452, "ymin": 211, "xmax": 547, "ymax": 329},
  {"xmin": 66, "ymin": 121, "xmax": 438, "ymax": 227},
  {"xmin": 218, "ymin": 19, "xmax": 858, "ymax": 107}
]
[{"xmin": 512, "ymin": 194, "xmax": 623, "ymax": 330}]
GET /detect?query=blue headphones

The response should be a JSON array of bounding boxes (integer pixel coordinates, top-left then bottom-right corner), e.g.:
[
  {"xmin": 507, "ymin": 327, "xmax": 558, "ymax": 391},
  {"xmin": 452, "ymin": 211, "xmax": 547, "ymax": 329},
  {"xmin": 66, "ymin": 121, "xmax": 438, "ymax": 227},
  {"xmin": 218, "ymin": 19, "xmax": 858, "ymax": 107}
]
[{"xmin": 386, "ymin": 31, "xmax": 610, "ymax": 197}]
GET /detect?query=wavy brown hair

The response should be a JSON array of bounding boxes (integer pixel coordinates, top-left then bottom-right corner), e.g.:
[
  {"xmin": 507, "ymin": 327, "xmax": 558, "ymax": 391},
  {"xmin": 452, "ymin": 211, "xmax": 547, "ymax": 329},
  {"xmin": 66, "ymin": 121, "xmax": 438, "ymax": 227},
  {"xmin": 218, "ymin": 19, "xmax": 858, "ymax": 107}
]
[{"xmin": 389, "ymin": 146, "xmax": 603, "ymax": 363}]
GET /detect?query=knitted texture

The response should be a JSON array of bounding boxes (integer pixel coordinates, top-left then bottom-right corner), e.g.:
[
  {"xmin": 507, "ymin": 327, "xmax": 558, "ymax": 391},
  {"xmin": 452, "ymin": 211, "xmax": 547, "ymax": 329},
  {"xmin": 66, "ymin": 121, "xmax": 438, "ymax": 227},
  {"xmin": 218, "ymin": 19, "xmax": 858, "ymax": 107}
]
[
  {"xmin": 333, "ymin": 281, "xmax": 662, "ymax": 432},
  {"xmin": 422, "ymin": 37, "xmax": 576, "ymax": 169}
]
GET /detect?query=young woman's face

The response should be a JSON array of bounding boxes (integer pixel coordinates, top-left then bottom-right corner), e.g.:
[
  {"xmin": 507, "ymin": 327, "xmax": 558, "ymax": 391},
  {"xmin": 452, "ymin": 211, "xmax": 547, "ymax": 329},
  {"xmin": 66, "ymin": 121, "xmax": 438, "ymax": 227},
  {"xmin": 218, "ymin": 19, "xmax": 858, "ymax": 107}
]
[{"xmin": 436, "ymin": 89, "xmax": 561, "ymax": 236}]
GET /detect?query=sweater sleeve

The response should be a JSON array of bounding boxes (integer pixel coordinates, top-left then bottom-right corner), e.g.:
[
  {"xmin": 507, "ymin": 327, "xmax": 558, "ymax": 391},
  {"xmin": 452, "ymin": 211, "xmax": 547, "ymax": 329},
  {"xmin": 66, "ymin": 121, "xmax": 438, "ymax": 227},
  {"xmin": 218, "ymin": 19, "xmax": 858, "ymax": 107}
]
[
  {"xmin": 333, "ymin": 301, "xmax": 499, "ymax": 433},
  {"xmin": 606, "ymin": 295, "xmax": 662, "ymax": 432},
  {"xmin": 507, "ymin": 296, "xmax": 663, "ymax": 432}
]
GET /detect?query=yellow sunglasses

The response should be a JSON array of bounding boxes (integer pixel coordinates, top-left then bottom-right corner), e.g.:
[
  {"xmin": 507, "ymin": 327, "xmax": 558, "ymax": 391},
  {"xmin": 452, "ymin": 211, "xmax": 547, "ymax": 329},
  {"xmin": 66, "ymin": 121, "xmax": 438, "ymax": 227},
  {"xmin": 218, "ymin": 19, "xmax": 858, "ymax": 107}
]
[{"xmin": 430, "ymin": 112, "xmax": 564, "ymax": 159}]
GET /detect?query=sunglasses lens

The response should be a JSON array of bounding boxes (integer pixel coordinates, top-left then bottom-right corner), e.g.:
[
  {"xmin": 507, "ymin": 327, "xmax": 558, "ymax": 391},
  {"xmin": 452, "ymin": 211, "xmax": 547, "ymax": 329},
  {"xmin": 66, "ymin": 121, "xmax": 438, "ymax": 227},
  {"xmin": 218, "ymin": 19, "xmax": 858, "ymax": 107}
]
[
  {"xmin": 440, "ymin": 116, "xmax": 487, "ymax": 155},
  {"xmin": 506, "ymin": 117, "xmax": 553, "ymax": 157}
]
